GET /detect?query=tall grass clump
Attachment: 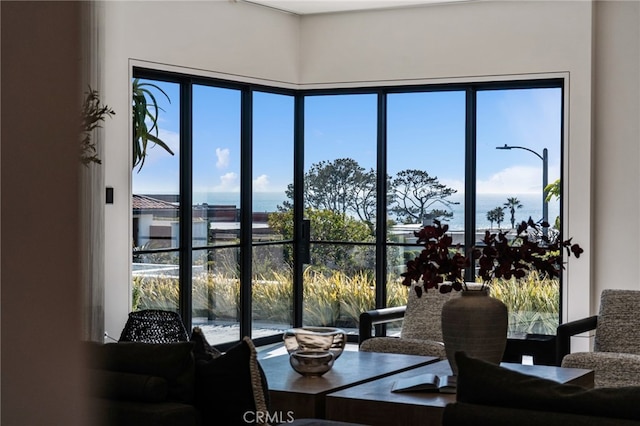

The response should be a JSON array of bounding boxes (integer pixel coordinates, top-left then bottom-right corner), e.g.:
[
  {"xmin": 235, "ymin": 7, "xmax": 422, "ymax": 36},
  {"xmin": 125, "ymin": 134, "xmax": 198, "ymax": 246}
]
[
  {"xmin": 132, "ymin": 275, "xmax": 179, "ymax": 311},
  {"xmin": 251, "ymin": 271, "xmax": 293, "ymax": 324},
  {"xmin": 132, "ymin": 268, "xmax": 440, "ymax": 330},
  {"xmin": 489, "ymin": 270, "xmax": 559, "ymax": 335}
]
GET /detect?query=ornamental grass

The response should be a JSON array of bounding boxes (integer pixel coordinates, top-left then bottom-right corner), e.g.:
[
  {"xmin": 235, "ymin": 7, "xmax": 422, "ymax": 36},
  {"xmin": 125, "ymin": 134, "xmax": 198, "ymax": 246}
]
[{"xmin": 133, "ymin": 268, "xmax": 557, "ymax": 334}]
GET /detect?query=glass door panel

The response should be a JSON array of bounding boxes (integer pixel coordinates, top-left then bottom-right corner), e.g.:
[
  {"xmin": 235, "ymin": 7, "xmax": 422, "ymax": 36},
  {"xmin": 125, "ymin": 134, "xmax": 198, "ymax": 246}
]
[
  {"xmin": 131, "ymin": 79, "xmax": 181, "ymax": 312},
  {"xmin": 192, "ymin": 85, "xmax": 242, "ymax": 342},
  {"xmin": 302, "ymin": 94, "xmax": 377, "ymax": 330},
  {"xmin": 386, "ymin": 91, "xmax": 466, "ymax": 299},
  {"xmin": 252, "ymin": 91, "xmax": 295, "ymax": 336},
  {"xmin": 476, "ymin": 87, "xmax": 562, "ymax": 336}
]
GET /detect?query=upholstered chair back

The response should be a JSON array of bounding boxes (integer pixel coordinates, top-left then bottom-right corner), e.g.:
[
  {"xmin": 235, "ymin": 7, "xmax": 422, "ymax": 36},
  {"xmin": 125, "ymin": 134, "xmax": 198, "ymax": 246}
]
[
  {"xmin": 594, "ymin": 289, "xmax": 640, "ymax": 355},
  {"xmin": 400, "ymin": 284, "xmax": 461, "ymax": 342}
]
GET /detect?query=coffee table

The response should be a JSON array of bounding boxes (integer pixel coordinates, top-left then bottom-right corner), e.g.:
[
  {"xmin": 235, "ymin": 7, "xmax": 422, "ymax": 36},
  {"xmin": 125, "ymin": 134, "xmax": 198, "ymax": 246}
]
[
  {"xmin": 260, "ymin": 351, "xmax": 438, "ymax": 419},
  {"xmin": 324, "ymin": 360, "xmax": 594, "ymax": 426}
]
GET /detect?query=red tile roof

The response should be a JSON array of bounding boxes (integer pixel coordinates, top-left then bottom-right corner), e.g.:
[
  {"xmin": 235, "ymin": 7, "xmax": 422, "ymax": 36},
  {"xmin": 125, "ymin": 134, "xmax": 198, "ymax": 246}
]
[{"xmin": 132, "ymin": 194, "xmax": 177, "ymax": 210}]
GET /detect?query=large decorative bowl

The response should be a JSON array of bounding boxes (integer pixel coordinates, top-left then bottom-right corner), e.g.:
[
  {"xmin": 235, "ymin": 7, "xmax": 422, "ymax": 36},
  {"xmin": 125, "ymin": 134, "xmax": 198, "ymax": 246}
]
[
  {"xmin": 289, "ymin": 350, "xmax": 335, "ymax": 377},
  {"xmin": 283, "ymin": 326, "xmax": 347, "ymax": 360},
  {"xmin": 283, "ymin": 327, "xmax": 347, "ymax": 376}
]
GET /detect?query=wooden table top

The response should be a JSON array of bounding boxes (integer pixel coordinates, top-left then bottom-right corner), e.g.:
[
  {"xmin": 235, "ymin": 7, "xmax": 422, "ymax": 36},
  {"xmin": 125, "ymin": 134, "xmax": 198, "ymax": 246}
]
[
  {"xmin": 326, "ymin": 359, "xmax": 595, "ymax": 408},
  {"xmin": 261, "ymin": 350, "xmax": 439, "ymax": 396}
]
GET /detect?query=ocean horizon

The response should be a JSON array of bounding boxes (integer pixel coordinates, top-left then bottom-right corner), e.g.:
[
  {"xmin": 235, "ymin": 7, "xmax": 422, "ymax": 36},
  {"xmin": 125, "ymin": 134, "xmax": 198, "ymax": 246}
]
[{"xmin": 191, "ymin": 191, "xmax": 558, "ymax": 231}]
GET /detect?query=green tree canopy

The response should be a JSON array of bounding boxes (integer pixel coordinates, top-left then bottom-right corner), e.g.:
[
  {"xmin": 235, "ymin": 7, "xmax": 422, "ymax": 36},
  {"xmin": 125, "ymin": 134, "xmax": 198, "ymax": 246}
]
[
  {"xmin": 390, "ymin": 169, "xmax": 458, "ymax": 224},
  {"xmin": 268, "ymin": 208, "xmax": 373, "ymax": 273},
  {"xmin": 282, "ymin": 158, "xmax": 377, "ymax": 231}
]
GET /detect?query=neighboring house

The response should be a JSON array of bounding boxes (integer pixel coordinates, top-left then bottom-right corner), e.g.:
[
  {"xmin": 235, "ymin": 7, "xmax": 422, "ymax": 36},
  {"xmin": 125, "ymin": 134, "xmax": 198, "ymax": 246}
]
[{"xmin": 133, "ymin": 194, "xmax": 274, "ymax": 250}]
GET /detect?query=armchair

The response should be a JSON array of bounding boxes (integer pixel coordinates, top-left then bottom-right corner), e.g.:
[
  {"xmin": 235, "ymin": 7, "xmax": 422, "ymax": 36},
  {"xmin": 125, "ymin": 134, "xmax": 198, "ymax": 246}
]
[
  {"xmin": 557, "ymin": 289, "xmax": 640, "ymax": 387},
  {"xmin": 359, "ymin": 285, "xmax": 460, "ymax": 358}
]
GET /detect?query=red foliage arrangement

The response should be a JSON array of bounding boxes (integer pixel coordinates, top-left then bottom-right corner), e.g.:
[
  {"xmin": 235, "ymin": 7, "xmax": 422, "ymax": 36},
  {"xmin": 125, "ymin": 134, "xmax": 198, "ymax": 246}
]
[{"xmin": 402, "ymin": 218, "xmax": 583, "ymax": 297}]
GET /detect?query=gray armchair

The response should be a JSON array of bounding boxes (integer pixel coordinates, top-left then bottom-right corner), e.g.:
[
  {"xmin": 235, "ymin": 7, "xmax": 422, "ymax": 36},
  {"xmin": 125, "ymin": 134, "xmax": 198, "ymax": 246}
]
[
  {"xmin": 558, "ymin": 289, "xmax": 640, "ymax": 387},
  {"xmin": 359, "ymin": 285, "xmax": 460, "ymax": 358}
]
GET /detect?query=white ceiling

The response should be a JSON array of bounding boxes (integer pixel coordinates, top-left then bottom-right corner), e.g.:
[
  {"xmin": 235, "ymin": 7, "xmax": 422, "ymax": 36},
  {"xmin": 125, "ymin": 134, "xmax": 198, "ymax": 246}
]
[{"xmin": 243, "ymin": 0, "xmax": 470, "ymax": 15}]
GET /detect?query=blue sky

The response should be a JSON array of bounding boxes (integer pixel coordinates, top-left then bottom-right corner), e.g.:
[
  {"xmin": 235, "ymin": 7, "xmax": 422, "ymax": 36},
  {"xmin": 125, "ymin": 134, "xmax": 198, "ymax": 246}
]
[{"xmin": 133, "ymin": 80, "xmax": 561, "ymax": 202}]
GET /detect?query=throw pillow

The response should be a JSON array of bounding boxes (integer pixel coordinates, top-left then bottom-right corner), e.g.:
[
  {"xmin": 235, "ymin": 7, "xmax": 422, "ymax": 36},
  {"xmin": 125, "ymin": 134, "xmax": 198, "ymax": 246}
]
[
  {"xmin": 190, "ymin": 326, "xmax": 222, "ymax": 361},
  {"xmin": 194, "ymin": 337, "xmax": 270, "ymax": 426},
  {"xmin": 455, "ymin": 351, "xmax": 640, "ymax": 421}
]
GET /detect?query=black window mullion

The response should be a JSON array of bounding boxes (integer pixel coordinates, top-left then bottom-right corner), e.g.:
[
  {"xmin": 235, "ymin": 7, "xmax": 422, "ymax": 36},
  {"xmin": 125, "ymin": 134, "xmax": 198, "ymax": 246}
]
[
  {"xmin": 376, "ymin": 91, "xmax": 388, "ymax": 310},
  {"xmin": 373, "ymin": 91, "xmax": 389, "ymax": 338},
  {"xmin": 464, "ymin": 88, "xmax": 477, "ymax": 283},
  {"xmin": 239, "ymin": 88, "xmax": 253, "ymax": 338},
  {"xmin": 293, "ymin": 93, "xmax": 305, "ymax": 327},
  {"xmin": 558, "ymin": 82, "xmax": 566, "ymax": 324},
  {"xmin": 179, "ymin": 80, "xmax": 193, "ymax": 328}
]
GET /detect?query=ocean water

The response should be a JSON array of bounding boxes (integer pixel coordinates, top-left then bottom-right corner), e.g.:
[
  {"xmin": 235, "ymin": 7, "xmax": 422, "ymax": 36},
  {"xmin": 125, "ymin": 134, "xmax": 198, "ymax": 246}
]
[{"xmin": 194, "ymin": 191, "xmax": 558, "ymax": 231}]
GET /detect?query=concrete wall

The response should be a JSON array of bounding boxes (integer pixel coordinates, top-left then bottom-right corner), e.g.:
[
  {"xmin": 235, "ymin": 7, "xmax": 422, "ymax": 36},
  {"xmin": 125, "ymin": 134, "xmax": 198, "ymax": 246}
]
[{"xmin": 101, "ymin": 0, "xmax": 640, "ymax": 346}]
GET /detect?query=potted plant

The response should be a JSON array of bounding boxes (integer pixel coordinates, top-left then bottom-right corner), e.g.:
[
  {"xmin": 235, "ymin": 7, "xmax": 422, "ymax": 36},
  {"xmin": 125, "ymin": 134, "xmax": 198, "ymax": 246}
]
[
  {"xmin": 401, "ymin": 218, "xmax": 582, "ymax": 294},
  {"xmin": 475, "ymin": 217, "xmax": 583, "ymax": 287},
  {"xmin": 132, "ymin": 78, "xmax": 174, "ymax": 172},
  {"xmin": 400, "ymin": 218, "xmax": 582, "ymax": 374},
  {"xmin": 401, "ymin": 220, "xmax": 468, "ymax": 296}
]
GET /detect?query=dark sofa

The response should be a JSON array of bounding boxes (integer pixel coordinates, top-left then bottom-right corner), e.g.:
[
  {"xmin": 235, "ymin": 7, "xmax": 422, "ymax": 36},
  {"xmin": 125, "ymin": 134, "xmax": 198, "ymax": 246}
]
[
  {"xmin": 442, "ymin": 352, "xmax": 640, "ymax": 426},
  {"xmin": 87, "ymin": 340, "xmax": 205, "ymax": 426},
  {"xmin": 86, "ymin": 338, "xmax": 364, "ymax": 426}
]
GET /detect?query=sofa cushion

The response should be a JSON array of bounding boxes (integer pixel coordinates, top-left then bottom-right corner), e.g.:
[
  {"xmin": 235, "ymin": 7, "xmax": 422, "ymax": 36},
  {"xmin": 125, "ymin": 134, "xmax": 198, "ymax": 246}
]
[
  {"xmin": 443, "ymin": 401, "xmax": 640, "ymax": 426},
  {"xmin": 455, "ymin": 351, "xmax": 640, "ymax": 422},
  {"xmin": 194, "ymin": 337, "xmax": 269, "ymax": 426},
  {"xmin": 86, "ymin": 341, "xmax": 195, "ymax": 404},
  {"xmin": 91, "ymin": 398, "xmax": 199, "ymax": 426},
  {"xmin": 89, "ymin": 369, "xmax": 168, "ymax": 402}
]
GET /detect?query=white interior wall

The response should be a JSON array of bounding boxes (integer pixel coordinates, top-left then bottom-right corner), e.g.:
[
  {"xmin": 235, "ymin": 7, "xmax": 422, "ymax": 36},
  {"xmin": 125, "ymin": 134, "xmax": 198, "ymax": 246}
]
[
  {"xmin": 102, "ymin": 0, "xmax": 640, "ymax": 345},
  {"xmin": 592, "ymin": 1, "xmax": 640, "ymax": 305},
  {"xmin": 101, "ymin": 0, "xmax": 300, "ymax": 337},
  {"xmin": 299, "ymin": 0, "xmax": 596, "ymax": 345}
]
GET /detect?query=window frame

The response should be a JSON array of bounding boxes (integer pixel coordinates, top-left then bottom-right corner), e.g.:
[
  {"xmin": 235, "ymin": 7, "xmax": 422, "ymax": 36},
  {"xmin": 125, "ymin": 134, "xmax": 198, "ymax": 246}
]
[{"xmin": 132, "ymin": 67, "xmax": 565, "ymax": 348}]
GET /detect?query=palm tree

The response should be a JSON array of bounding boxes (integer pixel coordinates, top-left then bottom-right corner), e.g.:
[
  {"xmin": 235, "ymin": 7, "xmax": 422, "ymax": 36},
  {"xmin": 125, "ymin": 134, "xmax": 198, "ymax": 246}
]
[
  {"xmin": 504, "ymin": 197, "xmax": 523, "ymax": 228},
  {"xmin": 486, "ymin": 207, "xmax": 505, "ymax": 229}
]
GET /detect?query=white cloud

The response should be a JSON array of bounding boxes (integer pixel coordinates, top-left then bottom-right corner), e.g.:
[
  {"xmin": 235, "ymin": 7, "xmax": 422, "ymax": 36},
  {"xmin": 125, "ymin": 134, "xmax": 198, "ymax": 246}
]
[
  {"xmin": 253, "ymin": 174, "xmax": 270, "ymax": 191},
  {"xmin": 213, "ymin": 172, "xmax": 239, "ymax": 191},
  {"xmin": 477, "ymin": 165, "xmax": 543, "ymax": 194},
  {"xmin": 216, "ymin": 148, "xmax": 230, "ymax": 169}
]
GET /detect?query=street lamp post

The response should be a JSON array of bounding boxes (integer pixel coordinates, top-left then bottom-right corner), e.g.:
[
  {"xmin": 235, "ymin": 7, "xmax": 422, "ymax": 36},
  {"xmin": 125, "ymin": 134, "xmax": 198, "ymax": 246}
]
[{"xmin": 495, "ymin": 144, "xmax": 548, "ymax": 231}]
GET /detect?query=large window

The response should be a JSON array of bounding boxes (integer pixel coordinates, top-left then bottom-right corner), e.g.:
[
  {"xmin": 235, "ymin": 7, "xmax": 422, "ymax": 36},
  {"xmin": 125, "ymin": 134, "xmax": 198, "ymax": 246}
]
[{"xmin": 131, "ymin": 69, "xmax": 564, "ymax": 347}]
